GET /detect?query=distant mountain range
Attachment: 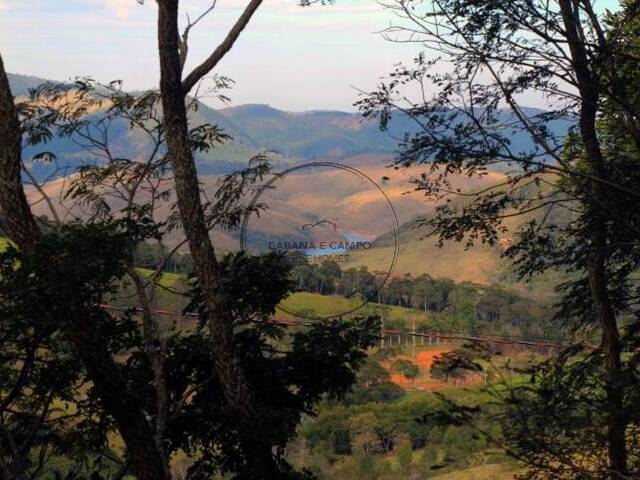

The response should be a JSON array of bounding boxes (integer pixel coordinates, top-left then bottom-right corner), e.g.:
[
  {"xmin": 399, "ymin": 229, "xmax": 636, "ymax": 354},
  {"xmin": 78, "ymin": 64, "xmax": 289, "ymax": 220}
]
[
  {"xmin": 11, "ymin": 73, "xmax": 573, "ymax": 286},
  {"xmin": 7, "ymin": 73, "xmax": 54, "ymax": 97},
  {"xmin": 8, "ymin": 73, "xmax": 411, "ymax": 175},
  {"xmin": 8, "ymin": 73, "xmax": 573, "ymax": 181}
]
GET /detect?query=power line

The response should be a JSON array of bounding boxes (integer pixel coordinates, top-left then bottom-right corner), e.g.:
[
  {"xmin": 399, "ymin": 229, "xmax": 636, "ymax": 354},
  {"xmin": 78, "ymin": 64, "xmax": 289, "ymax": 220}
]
[{"xmin": 99, "ymin": 304, "xmax": 595, "ymax": 351}]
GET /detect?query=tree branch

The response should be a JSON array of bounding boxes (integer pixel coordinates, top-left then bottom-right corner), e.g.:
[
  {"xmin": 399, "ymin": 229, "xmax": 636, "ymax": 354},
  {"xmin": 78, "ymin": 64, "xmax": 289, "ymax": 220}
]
[
  {"xmin": 181, "ymin": 0, "xmax": 263, "ymax": 95},
  {"xmin": 179, "ymin": 1, "xmax": 218, "ymax": 71}
]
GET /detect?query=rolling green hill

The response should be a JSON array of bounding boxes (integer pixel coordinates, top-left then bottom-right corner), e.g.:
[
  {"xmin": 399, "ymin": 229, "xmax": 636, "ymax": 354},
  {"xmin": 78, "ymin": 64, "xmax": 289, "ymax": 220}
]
[
  {"xmin": 277, "ymin": 292, "xmax": 435, "ymax": 325},
  {"xmin": 217, "ymin": 103, "xmax": 405, "ymax": 158},
  {"xmin": 428, "ymin": 463, "xmax": 521, "ymax": 479}
]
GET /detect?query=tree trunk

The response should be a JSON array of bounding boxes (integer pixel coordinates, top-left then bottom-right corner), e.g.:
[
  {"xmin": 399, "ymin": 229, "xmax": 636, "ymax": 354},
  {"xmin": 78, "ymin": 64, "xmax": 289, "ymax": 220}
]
[
  {"xmin": 127, "ymin": 265, "xmax": 170, "ymax": 470},
  {"xmin": 559, "ymin": 2, "xmax": 628, "ymax": 477},
  {"xmin": 0, "ymin": 54, "xmax": 39, "ymax": 250},
  {"xmin": 0, "ymin": 53, "xmax": 171, "ymax": 480},
  {"xmin": 156, "ymin": 2, "xmax": 280, "ymax": 477},
  {"xmin": 588, "ymin": 246, "xmax": 628, "ymax": 478},
  {"xmin": 68, "ymin": 312, "xmax": 172, "ymax": 480}
]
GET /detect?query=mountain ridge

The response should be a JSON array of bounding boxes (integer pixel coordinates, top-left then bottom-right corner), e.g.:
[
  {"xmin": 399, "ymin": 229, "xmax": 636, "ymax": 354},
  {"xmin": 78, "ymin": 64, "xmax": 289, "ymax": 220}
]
[{"xmin": 8, "ymin": 72, "xmax": 573, "ymax": 182}]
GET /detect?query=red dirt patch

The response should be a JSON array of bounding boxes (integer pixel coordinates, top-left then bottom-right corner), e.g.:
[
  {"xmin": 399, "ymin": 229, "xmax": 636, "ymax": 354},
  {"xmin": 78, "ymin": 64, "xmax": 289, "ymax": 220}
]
[
  {"xmin": 383, "ymin": 347, "xmax": 455, "ymax": 391},
  {"xmin": 383, "ymin": 346, "xmax": 485, "ymax": 391},
  {"xmin": 414, "ymin": 348, "xmax": 452, "ymax": 369}
]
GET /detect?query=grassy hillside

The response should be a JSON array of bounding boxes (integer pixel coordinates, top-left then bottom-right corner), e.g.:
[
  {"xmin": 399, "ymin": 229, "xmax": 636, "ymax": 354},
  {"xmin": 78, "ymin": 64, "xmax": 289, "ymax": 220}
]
[
  {"xmin": 277, "ymin": 292, "xmax": 435, "ymax": 323},
  {"xmin": 25, "ymin": 163, "xmax": 504, "ymax": 256},
  {"xmin": 430, "ymin": 463, "xmax": 521, "ymax": 479},
  {"xmin": 137, "ymin": 268, "xmax": 182, "ymax": 288},
  {"xmin": 350, "ymin": 237, "xmax": 503, "ymax": 285},
  {"xmin": 351, "ymin": 171, "xmax": 572, "ymax": 295},
  {"xmin": 347, "ymin": 172, "xmax": 510, "ymax": 284},
  {"xmin": 278, "ymin": 292, "xmax": 360, "ymax": 319}
]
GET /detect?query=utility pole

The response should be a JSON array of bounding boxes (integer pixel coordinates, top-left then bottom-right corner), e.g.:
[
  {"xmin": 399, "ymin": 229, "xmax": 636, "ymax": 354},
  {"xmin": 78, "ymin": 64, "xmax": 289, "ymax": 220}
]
[{"xmin": 412, "ymin": 318, "xmax": 416, "ymax": 359}]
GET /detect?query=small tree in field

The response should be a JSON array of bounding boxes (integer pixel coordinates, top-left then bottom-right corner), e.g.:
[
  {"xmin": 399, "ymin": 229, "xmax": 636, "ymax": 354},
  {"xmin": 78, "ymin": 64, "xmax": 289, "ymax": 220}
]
[{"xmin": 392, "ymin": 358, "xmax": 420, "ymax": 382}]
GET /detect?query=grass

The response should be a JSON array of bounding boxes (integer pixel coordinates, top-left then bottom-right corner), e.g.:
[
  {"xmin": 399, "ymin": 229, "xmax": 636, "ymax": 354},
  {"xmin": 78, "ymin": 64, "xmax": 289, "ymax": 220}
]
[
  {"xmin": 276, "ymin": 291, "xmax": 437, "ymax": 324},
  {"xmin": 429, "ymin": 463, "xmax": 521, "ymax": 479},
  {"xmin": 277, "ymin": 292, "xmax": 361, "ymax": 319},
  {"xmin": 384, "ymin": 303, "xmax": 430, "ymax": 323},
  {"xmin": 136, "ymin": 267, "xmax": 183, "ymax": 288},
  {"xmin": 349, "ymin": 237, "xmax": 502, "ymax": 285}
]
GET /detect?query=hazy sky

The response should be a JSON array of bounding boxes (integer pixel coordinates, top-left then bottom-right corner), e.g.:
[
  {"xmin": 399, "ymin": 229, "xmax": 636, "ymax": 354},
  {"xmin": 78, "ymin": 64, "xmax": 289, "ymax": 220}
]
[{"xmin": 0, "ymin": 0, "xmax": 622, "ymax": 111}]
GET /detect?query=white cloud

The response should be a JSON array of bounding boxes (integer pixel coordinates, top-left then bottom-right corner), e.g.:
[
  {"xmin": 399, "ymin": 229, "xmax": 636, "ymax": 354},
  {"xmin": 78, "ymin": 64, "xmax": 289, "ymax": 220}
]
[
  {"xmin": 1, "ymin": 0, "xmax": 405, "ymax": 111},
  {"xmin": 104, "ymin": 0, "xmax": 138, "ymax": 19},
  {"xmin": 0, "ymin": 1, "xmax": 7, "ymax": 13}
]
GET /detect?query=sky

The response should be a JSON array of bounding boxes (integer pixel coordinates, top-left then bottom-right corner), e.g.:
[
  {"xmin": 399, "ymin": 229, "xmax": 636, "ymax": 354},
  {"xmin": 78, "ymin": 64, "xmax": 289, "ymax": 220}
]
[{"xmin": 0, "ymin": 0, "xmax": 623, "ymax": 112}]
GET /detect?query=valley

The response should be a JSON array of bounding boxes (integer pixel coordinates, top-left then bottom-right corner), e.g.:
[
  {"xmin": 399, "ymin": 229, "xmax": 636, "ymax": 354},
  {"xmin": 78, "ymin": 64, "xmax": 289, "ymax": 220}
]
[{"xmin": 2, "ymin": 0, "xmax": 638, "ymax": 478}]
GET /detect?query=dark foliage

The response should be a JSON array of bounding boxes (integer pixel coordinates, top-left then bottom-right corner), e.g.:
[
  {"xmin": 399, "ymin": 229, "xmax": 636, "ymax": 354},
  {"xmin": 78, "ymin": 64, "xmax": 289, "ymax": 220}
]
[
  {"xmin": 359, "ymin": 0, "xmax": 640, "ymax": 477},
  {"xmin": 0, "ymin": 219, "xmax": 149, "ymax": 478},
  {"xmin": 0, "ymin": 222, "xmax": 379, "ymax": 479}
]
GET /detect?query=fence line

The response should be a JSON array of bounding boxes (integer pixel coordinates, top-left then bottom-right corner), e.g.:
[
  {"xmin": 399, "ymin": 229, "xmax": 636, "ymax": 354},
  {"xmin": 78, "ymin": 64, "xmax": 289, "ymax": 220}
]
[{"xmin": 99, "ymin": 304, "xmax": 595, "ymax": 352}]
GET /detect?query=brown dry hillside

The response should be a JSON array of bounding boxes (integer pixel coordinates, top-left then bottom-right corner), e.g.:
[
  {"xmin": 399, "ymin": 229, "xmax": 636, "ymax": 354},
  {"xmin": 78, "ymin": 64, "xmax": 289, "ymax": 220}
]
[
  {"xmin": 349, "ymin": 238, "xmax": 502, "ymax": 285},
  {"xmin": 352, "ymin": 172, "xmax": 567, "ymax": 287},
  {"xmin": 28, "ymin": 158, "xmax": 557, "ymax": 288},
  {"xmin": 24, "ymin": 160, "xmax": 505, "ymax": 256}
]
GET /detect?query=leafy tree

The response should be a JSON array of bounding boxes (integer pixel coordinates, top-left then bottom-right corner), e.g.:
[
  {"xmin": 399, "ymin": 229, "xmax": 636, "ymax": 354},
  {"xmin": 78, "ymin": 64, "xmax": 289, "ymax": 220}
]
[
  {"xmin": 2, "ymin": 51, "xmax": 174, "ymax": 478},
  {"xmin": 338, "ymin": 266, "xmax": 378, "ymax": 300},
  {"xmin": 360, "ymin": 0, "xmax": 640, "ymax": 476},
  {"xmin": 351, "ymin": 450, "xmax": 378, "ymax": 480},
  {"xmin": 291, "ymin": 263, "xmax": 317, "ymax": 292},
  {"xmin": 349, "ymin": 412, "xmax": 379, "ymax": 457},
  {"xmin": 346, "ymin": 358, "xmax": 405, "ymax": 404},
  {"xmin": 497, "ymin": 350, "xmax": 640, "ymax": 480},
  {"xmin": 391, "ymin": 359, "xmax": 420, "ymax": 382},
  {"xmin": 0, "ymin": 32, "xmax": 381, "ymax": 480},
  {"xmin": 357, "ymin": 358, "xmax": 391, "ymax": 388},
  {"xmin": 152, "ymin": 0, "xmax": 354, "ymax": 474},
  {"xmin": 316, "ymin": 259, "xmax": 342, "ymax": 295},
  {"xmin": 0, "ymin": 219, "xmax": 157, "ymax": 479},
  {"xmin": 301, "ymin": 404, "xmax": 352, "ymax": 457},
  {"xmin": 153, "ymin": 1, "xmax": 294, "ymax": 472},
  {"xmin": 429, "ymin": 348, "xmax": 483, "ymax": 384}
]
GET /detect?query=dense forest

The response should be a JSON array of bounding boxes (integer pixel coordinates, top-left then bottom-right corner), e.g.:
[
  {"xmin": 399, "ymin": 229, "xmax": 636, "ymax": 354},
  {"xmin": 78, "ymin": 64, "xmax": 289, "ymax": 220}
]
[{"xmin": 128, "ymin": 244, "xmax": 557, "ymax": 339}]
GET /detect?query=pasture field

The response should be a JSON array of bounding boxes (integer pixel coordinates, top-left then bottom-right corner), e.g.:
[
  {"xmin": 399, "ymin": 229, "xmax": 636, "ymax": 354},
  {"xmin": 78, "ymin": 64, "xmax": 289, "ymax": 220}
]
[
  {"xmin": 276, "ymin": 291, "xmax": 434, "ymax": 323},
  {"xmin": 430, "ymin": 463, "xmax": 521, "ymax": 479},
  {"xmin": 349, "ymin": 237, "xmax": 502, "ymax": 285}
]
